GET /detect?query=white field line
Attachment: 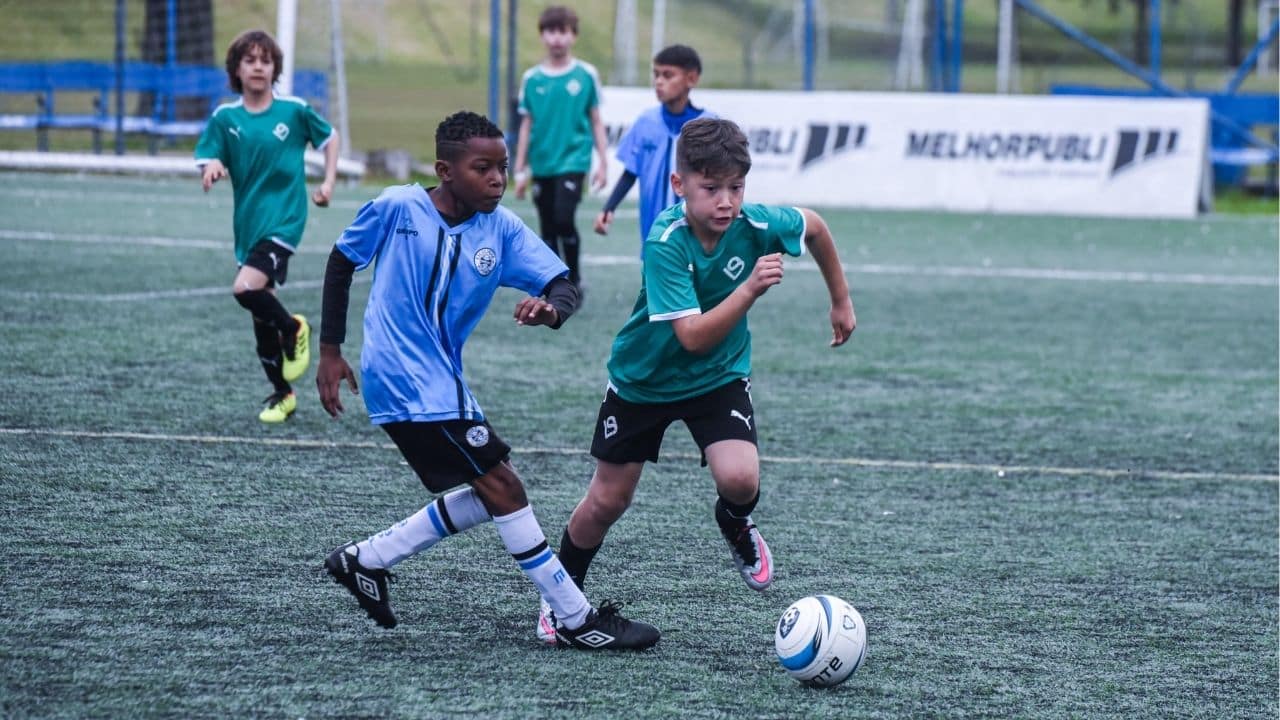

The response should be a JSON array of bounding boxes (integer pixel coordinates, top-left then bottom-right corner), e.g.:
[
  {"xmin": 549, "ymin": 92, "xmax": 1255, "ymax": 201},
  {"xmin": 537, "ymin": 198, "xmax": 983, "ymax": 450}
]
[
  {"xmin": 0, "ymin": 427, "xmax": 1275, "ymax": 483},
  {"xmin": 2, "ymin": 231, "xmax": 1275, "ymax": 294}
]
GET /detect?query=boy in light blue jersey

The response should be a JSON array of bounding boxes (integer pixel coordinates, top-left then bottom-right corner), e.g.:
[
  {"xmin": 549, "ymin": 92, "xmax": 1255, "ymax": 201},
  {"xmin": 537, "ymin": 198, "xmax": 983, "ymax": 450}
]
[
  {"xmin": 195, "ymin": 29, "xmax": 339, "ymax": 424},
  {"xmin": 595, "ymin": 45, "xmax": 712, "ymax": 248},
  {"xmin": 536, "ymin": 118, "xmax": 856, "ymax": 642},
  {"xmin": 316, "ymin": 111, "xmax": 657, "ymax": 651}
]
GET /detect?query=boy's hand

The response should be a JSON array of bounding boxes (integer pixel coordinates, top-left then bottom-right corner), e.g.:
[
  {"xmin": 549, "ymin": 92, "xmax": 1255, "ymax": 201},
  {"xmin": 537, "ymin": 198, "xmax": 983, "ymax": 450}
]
[
  {"xmin": 742, "ymin": 253, "xmax": 785, "ymax": 298},
  {"xmin": 312, "ymin": 180, "xmax": 334, "ymax": 207},
  {"xmin": 593, "ymin": 210, "xmax": 613, "ymax": 235},
  {"xmin": 829, "ymin": 296, "xmax": 856, "ymax": 347},
  {"xmin": 590, "ymin": 165, "xmax": 607, "ymax": 192},
  {"xmin": 514, "ymin": 173, "xmax": 530, "ymax": 200},
  {"xmin": 201, "ymin": 160, "xmax": 227, "ymax": 191},
  {"xmin": 316, "ymin": 344, "xmax": 359, "ymax": 418},
  {"xmin": 513, "ymin": 296, "xmax": 559, "ymax": 327}
]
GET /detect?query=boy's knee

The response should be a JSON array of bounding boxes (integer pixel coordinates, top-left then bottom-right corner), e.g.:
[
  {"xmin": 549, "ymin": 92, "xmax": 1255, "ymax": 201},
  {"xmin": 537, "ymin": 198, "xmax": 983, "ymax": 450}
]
[
  {"xmin": 715, "ymin": 471, "xmax": 760, "ymax": 502},
  {"xmin": 471, "ymin": 463, "xmax": 529, "ymax": 515},
  {"xmin": 585, "ymin": 485, "xmax": 632, "ymax": 523}
]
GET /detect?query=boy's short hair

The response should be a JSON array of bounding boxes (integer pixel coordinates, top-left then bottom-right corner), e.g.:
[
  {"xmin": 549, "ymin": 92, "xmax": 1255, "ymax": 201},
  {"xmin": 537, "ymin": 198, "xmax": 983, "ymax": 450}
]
[
  {"xmin": 653, "ymin": 44, "xmax": 702, "ymax": 74},
  {"xmin": 538, "ymin": 5, "xmax": 579, "ymax": 34},
  {"xmin": 677, "ymin": 118, "xmax": 751, "ymax": 178},
  {"xmin": 436, "ymin": 111, "xmax": 505, "ymax": 162},
  {"xmin": 225, "ymin": 29, "xmax": 283, "ymax": 94}
]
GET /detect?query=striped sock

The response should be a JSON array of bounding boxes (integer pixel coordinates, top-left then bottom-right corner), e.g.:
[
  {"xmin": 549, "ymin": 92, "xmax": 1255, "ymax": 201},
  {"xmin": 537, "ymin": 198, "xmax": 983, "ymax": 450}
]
[
  {"xmin": 493, "ymin": 505, "xmax": 591, "ymax": 630},
  {"xmin": 356, "ymin": 487, "xmax": 490, "ymax": 568}
]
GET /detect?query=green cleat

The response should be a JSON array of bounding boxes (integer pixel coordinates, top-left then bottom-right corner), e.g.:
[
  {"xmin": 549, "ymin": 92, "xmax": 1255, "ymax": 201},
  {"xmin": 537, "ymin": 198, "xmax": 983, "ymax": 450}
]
[
  {"xmin": 258, "ymin": 391, "xmax": 297, "ymax": 423},
  {"xmin": 282, "ymin": 314, "xmax": 311, "ymax": 382}
]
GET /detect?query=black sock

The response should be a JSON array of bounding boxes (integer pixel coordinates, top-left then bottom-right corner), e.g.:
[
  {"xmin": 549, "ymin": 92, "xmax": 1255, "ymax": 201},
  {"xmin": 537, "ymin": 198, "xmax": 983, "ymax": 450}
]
[
  {"xmin": 253, "ymin": 318, "xmax": 291, "ymax": 395},
  {"xmin": 561, "ymin": 234, "xmax": 581, "ymax": 286},
  {"xmin": 715, "ymin": 490, "xmax": 759, "ymax": 537},
  {"xmin": 557, "ymin": 528, "xmax": 599, "ymax": 592},
  {"xmin": 236, "ymin": 289, "xmax": 298, "ymax": 335}
]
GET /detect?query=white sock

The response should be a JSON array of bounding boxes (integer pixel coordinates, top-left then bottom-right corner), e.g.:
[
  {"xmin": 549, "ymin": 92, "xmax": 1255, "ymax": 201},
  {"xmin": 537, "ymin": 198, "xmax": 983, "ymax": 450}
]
[
  {"xmin": 356, "ymin": 487, "xmax": 491, "ymax": 568},
  {"xmin": 493, "ymin": 505, "xmax": 591, "ymax": 630}
]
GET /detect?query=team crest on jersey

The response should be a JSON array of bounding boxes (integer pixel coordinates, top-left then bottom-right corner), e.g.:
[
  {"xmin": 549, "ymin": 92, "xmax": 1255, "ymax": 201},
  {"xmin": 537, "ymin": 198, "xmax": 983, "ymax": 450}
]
[
  {"xmin": 724, "ymin": 256, "xmax": 745, "ymax": 280},
  {"xmin": 273, "ymin": 122, "xmax": 290, "ymax": 141},
  {"xmin": 466, "ymin": 425, "xmax": 489, "ymax": 447},
  {"xmin": 473, "ymin": 248, "xmax": 497, "ymax": 276},
  {"xmin": 566, "ymin": 78, "xmax": 582, "ymax": 96}
]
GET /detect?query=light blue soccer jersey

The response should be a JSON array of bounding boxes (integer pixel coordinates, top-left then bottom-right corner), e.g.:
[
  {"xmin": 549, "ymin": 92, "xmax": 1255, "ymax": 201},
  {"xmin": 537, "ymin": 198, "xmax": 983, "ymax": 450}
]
[
  {"xmin": 336, "ymin": 184, "xmax": 569, "ymax": 424},
  {"xmin": 615, "ymin": 104, "xmax": 711, "ymax": 243}
]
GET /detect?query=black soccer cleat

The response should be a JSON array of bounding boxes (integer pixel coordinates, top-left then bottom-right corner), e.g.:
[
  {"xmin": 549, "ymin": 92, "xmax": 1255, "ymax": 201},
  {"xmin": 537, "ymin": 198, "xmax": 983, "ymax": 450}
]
[
  {"xmin": 324, "ymin": 542, "xmax": 397, "ymax": 629},
  {"xmin": 556, "ymin": 600, "xmax": 660, "ymax": 650}
]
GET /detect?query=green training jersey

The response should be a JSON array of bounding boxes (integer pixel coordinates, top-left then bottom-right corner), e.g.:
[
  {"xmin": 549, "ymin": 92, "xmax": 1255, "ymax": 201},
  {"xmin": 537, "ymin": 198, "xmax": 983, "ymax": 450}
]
[
  {"xmin": 194, "ymin": 96, "xmax": 333, "ymax": 264},
  {"xmin": 517, "ymin": 59, "xmax": 601, "ymax": 176},
  {"xmin": 606, "ymin": 202, "xmax": 807, "ymax": 404}
]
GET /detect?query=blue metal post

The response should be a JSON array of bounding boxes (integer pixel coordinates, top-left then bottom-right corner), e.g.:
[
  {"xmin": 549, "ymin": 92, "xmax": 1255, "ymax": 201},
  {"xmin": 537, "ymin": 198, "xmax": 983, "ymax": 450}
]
[
  {"xmin": 803, "ymin": 0, "xmax": 815, "ymax": 90},
  {"xmin": 115, "ymin": 0, "xmax": 126, "ymax": 155},
  {"xmin": 489, "ymin": 0, "xmax": 500, "ymax": 123},
  {"xmin": 166, "ymin": 0, "xmax": 177, "ymax": 122},
  {"xmin": 949, "ymin": 0, "xmax": 964, "ymax": 91},
  {"xmin": 1015, "ymin": 0, "xmax": 1277, "ymax": 153},
  {"xmin": 1225, "ymin": 19, "xmax": 1280, "ymax": 94},
  {"xmin": 930, "ymin": 0, "xmax": 948, "ymax": 91},
  {"xmin": 1149, "ymin": 0, "xmax": 1161, "ymax": 81}
]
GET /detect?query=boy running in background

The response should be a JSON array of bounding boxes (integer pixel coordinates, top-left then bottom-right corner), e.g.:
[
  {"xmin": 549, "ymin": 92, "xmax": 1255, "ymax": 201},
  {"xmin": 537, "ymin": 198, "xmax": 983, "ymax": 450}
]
[
  {"xmin": 317, "ymin": 111, "xmax": 658, "ymax": 651},
  {"xmin": 594, "ymin": 44, "xmax": 711, "ymax": 247},
  {"xmin": 513, "ymin": 5, "xmax": 607, "ymax": 289},
  {"xmin": 537, "ymin": 118, "xmax": 856, "ymax": 642},
  {"xmin": 195, "ymin": 29, "xmax": 339, "ymax": 423}
]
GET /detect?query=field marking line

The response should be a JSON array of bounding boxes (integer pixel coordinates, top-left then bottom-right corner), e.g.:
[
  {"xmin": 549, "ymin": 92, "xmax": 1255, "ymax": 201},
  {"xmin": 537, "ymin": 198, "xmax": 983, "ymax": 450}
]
[
  {"xmin": 0, "ymin": 275, "xmax": 370, "ymax": 303},
  {"xmin": 2, "ymin": 427, "xmax": 1274, "ymax": 483},
  {"xmin": 2, "ymin": 228, "xmax": 1274, "ymax": 290}
]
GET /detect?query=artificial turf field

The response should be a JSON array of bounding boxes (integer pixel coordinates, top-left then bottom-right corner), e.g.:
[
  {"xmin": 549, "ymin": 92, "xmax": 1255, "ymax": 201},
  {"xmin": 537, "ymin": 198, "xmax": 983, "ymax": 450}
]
[{"xmin": 0, "ymin": 171, "xmax": 1276, "ymax": 718}]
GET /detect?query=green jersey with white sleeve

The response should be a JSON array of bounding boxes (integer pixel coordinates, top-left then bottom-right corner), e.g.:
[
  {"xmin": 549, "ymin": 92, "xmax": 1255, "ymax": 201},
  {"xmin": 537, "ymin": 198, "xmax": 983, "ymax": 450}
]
[{"xmin": 606, "ymin": 202, "xmax": 806, "ymax": 404}]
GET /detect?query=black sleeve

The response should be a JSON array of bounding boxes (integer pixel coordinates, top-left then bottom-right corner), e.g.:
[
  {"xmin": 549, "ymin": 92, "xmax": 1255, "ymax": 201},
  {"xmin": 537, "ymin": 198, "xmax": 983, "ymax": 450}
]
[
  {"xmin": 541, "ymin": 276, "xmax": 580, "ymax": 330},
  {"xmin": 602, "ymin": 170, "xmax": 638, "ymax": 214},
  {"xmin": 320, "ymin": 247, "xmax": 358, "ymax": 345}
]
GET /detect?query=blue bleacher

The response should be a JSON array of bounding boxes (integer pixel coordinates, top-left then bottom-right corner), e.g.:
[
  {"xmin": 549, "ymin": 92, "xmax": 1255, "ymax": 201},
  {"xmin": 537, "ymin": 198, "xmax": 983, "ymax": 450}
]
[{"xmin": 0, "ymin": 60, "xmax": 328, "ymax": 153}]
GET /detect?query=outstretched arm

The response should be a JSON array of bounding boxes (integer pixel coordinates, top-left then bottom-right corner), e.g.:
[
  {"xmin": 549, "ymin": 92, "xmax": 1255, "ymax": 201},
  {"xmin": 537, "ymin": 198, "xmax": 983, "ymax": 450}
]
[
  {"xmin": 588, "ymin": 106, "xmax": 608, "ymax": 191},
  {"xmin": 670, "ymin": 253, "xmax": 785, "ymax": 355},
  {"xmin": 595, "ymin": 170, "xmax": 637, "ymax": 235},
  {"xmin": 316, "ymin": 247, "xmax": 360, "ymax": 417},
  {"xmin": 514, "ymin": 114, "xmax": 532, "ymax": 199},
  {"xmin": 800, "ymin": 208, "xmax": 855, "ymax": 347},
  {"xmin": 313, "ymin": 130, "xmax": 341, "ymax": 207}
]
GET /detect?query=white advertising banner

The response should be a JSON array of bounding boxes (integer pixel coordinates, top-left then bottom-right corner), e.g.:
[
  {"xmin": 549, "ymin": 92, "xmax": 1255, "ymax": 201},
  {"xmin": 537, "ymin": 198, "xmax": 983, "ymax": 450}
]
[{"xmin": 597, "ymin": 87, "xmax": 1210, "ymax": 219}]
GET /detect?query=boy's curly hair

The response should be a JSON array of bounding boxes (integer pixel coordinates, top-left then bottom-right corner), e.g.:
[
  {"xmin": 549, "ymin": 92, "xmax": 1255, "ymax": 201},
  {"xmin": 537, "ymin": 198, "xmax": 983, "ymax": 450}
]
[
  {"xmin": 677, "ymin": 118, "xmax": 752, "ymax": 178},
  {"xmin": 436, "ymin": 111, "xmax": 505, "ymax": 161},
  {"xmin": 225, "ymin": 30, "xmax": 283, "ymax": 94}
]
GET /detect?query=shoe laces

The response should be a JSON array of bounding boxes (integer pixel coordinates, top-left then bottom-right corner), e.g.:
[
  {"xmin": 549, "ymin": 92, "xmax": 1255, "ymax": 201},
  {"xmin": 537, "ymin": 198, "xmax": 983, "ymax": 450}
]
[
  {"xmin": 730, "ymin": 524, "xmax": 760, "ymax": 566},
  {"xmin": 262, "ymin": 391, "xmax": 291, "ymax": 407},
  {"xmin": 589, "ymin": 599, "xmax": 630, "ymax": 631}
]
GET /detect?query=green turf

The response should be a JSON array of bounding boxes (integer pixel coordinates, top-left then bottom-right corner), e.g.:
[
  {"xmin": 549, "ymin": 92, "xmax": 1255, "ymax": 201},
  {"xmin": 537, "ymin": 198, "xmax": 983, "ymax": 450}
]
[{"xmin": 0, "ymin": 172, "xmax": 1276, "ymax": 718}]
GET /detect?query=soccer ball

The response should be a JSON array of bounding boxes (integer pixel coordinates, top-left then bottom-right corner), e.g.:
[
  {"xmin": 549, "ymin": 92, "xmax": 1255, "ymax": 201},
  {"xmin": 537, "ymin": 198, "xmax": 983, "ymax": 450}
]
[{"xmin": 774, "ymin": 594, "xmax": 866, "ymax": 687}]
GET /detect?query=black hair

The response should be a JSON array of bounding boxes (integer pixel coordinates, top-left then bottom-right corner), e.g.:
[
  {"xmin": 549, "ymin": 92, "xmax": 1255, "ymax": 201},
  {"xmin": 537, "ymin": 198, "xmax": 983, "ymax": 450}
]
[
  {"xmin": 538, "ymin": 5, "xmax": 579, "ymax": 33},
  {"xmin": 225, "ymin": 29, "xmax": 283, "ymax": 94},
  {"xmin": 677, "ymin": 117, "xmax": 752, "ymax": 178},
  {"xmin": 653, "ymin": 44, "xmax": 702, "ymax": 74},
  {"xmin": 435, "ymin": 111, "xmax": 505, "ymax": 162}
]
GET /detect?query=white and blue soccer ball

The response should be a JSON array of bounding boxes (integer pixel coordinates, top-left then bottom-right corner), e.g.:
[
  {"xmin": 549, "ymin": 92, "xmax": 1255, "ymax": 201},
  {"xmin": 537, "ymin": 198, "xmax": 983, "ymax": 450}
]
[{"xmin": 774, "ymin": 594, "xmax": 866, "ymax": 687}]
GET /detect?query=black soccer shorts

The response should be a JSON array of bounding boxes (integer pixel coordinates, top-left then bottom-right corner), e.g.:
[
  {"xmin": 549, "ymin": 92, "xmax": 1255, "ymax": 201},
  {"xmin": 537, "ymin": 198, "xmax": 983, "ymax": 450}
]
[
  {"xmin": 243, "ymin": 240, "xmax": 293, "ymax": 288},
  {"xmin": 590, "ymin": 378, "xmax": 757, "ymax": 466},
  {"xmin": 381, "ymin": 419, "xmax": 512, "ymax": 493}
]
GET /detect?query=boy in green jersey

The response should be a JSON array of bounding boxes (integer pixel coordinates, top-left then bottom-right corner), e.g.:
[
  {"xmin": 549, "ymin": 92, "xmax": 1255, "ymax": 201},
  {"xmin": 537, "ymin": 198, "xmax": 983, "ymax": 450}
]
[
  {"xmin": 195, "ymin": 29, "xmax": 340, "ymax": 423},
  {"xmin": 513, "ymin": 5, "xmax": 607, "ymax": 289},
  {"xmin": 535, "ymin": 117, "xmax": 856, "ymax": 643}
]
